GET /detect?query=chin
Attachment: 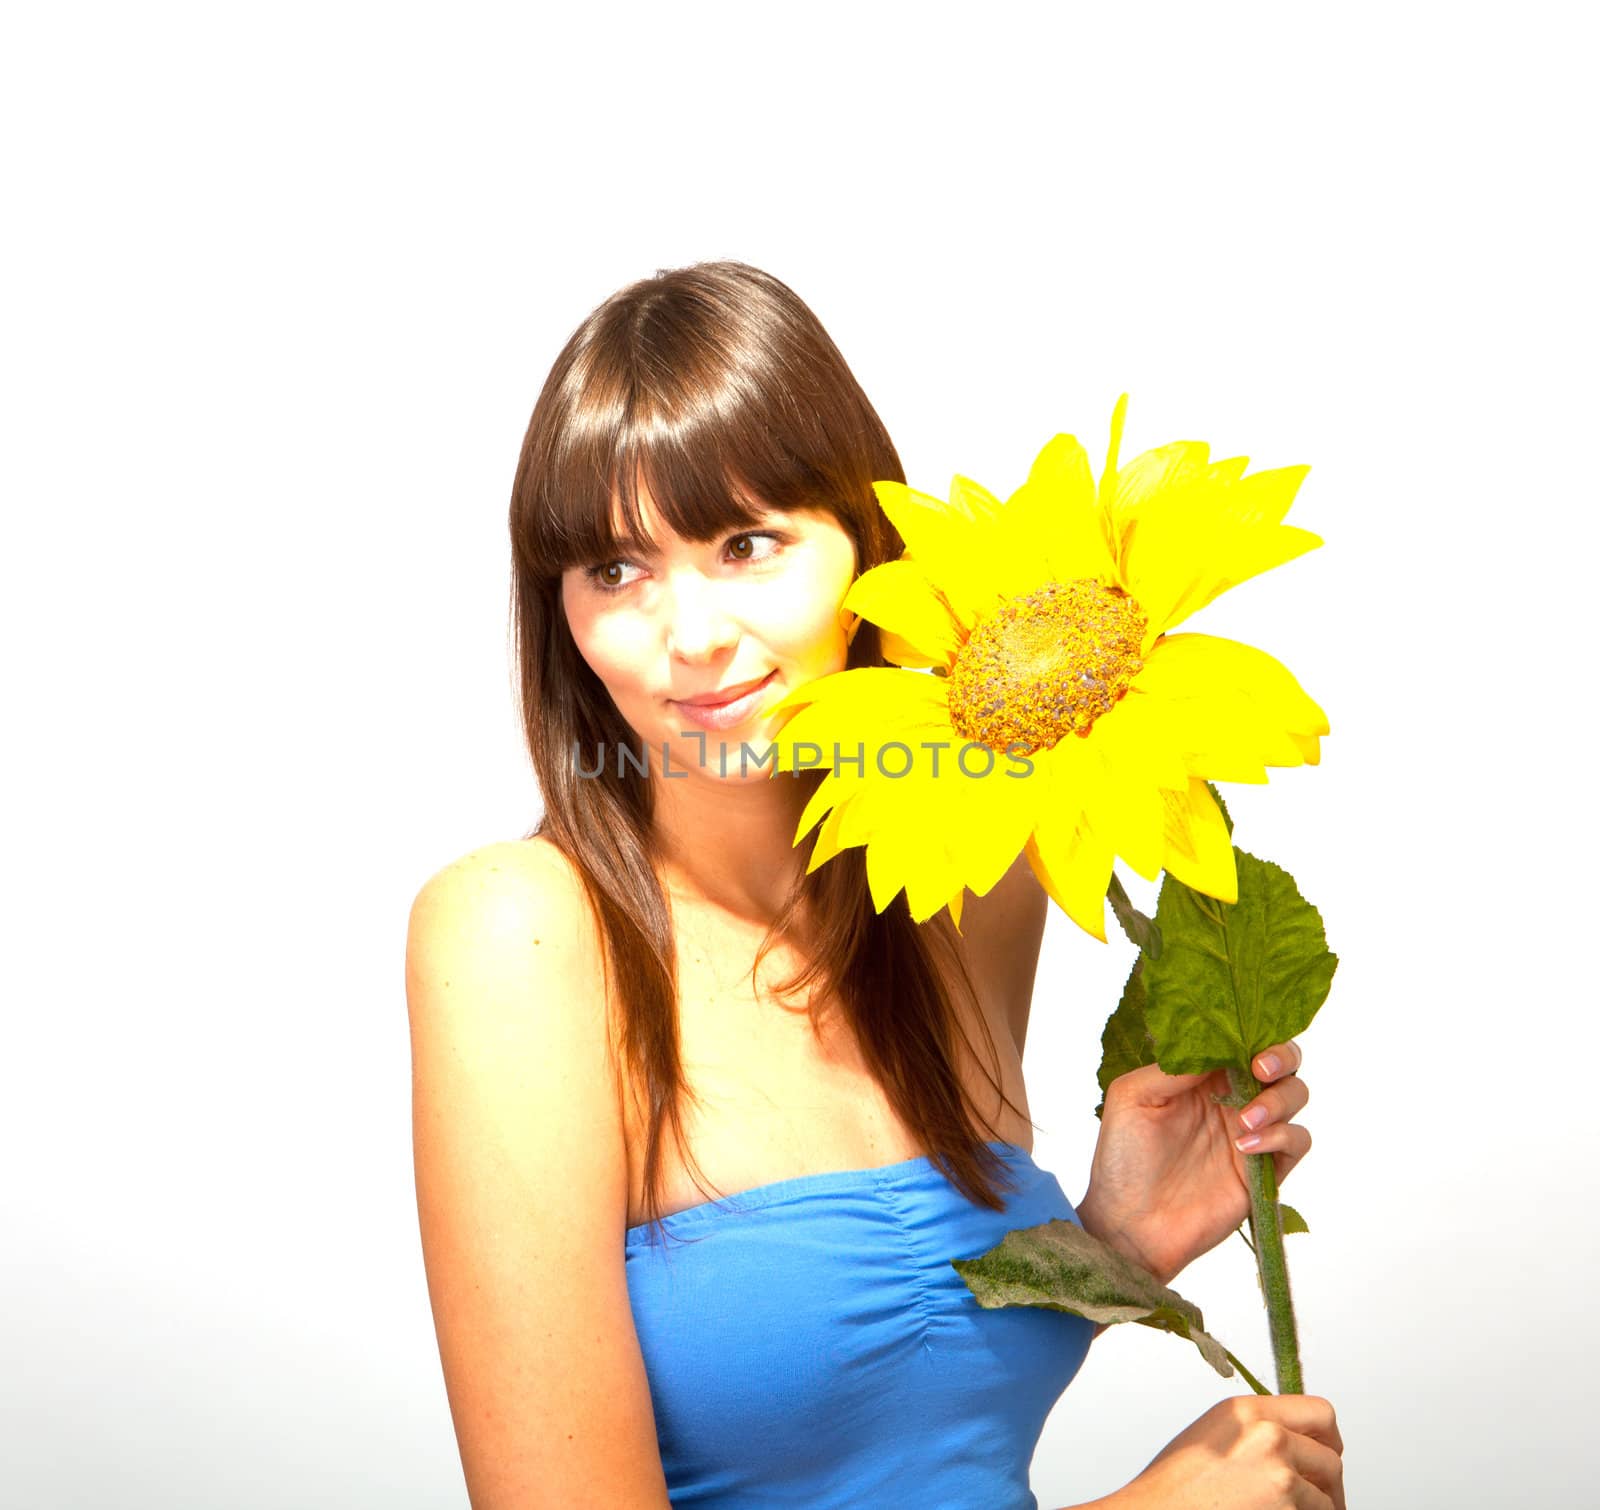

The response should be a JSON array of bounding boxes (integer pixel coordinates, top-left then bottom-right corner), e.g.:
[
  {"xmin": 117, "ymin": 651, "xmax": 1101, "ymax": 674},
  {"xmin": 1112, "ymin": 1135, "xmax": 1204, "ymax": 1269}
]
[{"xmin": 662, "ymin": 730, "xmax": 781, "ymax": 783}]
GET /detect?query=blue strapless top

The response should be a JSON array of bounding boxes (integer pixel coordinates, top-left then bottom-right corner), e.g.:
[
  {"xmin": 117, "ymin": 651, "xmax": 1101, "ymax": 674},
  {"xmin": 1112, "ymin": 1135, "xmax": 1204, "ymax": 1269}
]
[{"xmin": 624, "ymin": 1139, "xmax": 1093, "ymax": 1508}]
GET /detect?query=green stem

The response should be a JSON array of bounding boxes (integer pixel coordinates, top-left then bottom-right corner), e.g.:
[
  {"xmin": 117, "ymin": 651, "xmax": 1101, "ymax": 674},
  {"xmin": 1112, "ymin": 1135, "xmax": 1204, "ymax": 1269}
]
[
  {"xmin": 1222, "ymin": 1347, "xmax": 1271, "ymax": 1396},
  {"xmin": 1226, "ymin": 1065, "xmax": 1304, "ymax": 1394}
]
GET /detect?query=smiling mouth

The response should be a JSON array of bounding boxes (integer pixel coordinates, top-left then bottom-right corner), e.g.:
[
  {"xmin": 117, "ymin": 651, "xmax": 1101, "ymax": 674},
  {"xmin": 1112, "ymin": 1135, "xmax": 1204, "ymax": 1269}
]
[{"xmin": 671, "ymin": 670, "xmax": 776, "ymax": 708}]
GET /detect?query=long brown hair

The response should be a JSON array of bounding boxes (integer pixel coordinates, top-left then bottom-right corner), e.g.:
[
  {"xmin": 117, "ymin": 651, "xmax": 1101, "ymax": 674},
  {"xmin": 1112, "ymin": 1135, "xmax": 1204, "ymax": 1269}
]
[{"xmin": 508, "ymin": 260, "xmax": 1028, "ymax": 1249}]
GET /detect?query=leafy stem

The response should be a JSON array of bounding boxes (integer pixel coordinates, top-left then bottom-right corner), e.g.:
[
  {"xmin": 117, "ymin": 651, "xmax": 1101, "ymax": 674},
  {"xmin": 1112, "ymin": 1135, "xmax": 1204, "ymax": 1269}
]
[
  {"xmin": 1228, "ymin": 1065, "xmax": 1304, "ymax": 1395},
  {"xmin": 1222, "ymin": 1346, "xmax": 1271, "ymax": 1396}
]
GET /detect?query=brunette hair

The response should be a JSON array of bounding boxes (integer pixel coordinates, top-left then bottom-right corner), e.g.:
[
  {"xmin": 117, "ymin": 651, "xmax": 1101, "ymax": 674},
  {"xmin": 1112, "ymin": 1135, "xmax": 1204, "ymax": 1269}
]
[{"xmin": 508, "ymin": 260, "xmax": 1028, "ymax": 1248}]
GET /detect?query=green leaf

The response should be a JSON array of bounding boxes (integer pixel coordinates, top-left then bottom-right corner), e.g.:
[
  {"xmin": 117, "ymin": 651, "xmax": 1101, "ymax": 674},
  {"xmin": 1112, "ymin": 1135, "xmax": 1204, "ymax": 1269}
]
[
  {"xmin": 1280, "ymin": 1202, "xmax": 1309, "ymax": 1236},
  {"xmin": 952, "ymin": 1215, "xmax": 1250, "ymax": 1383},
  {"xmin": 1094, "ymin": 954, "xmax": 1158, "ymax": 1120},
  {"xmin": 1107, "ymin": 870, "xmax": 1163, "ymax": 958},
  {"xmin": 1141, "ymin": 847, "xmax": 1338, "ymax": 1076}
]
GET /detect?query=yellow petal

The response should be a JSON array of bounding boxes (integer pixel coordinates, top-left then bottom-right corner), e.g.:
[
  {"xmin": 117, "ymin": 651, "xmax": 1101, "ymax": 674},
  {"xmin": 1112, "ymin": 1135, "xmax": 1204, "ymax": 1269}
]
[
  {"xmin": 1123, "ymin": 634, "xmax": 1330, "ymax": 788},
  {"xmin": 905, "ymin": 843, "xmax": 966, "ymax": 923},
  {"xmin": 807, "ymin": 793, "xmax": 855, "ymax": 870},
  {"xmin": 1048, "ymin": 727, "xmax": 1164, "ymax": 884},
  {"xmin": 1224, "ymin": 464, "xmax": 1310, "ymax": 528},
  {"xmin": 864, "ymin": 810, "xmax": 963, "ymax": 921},
  {"xmin": 1039, "ymin": 729, "xmax": 1104, "ymax": 825},
  {"xmin": 771, "ymin": 666, "xmax": 951, "ymax": 752},
  {"xmin": 1120, "ymin": 670, "xmax": 1272, "ymax": 785},
  {"xmin": 767, "ymin": 665, "xmax": 862, "ymax": 721},
  {"xmin": 886, "ymin": 766, "xmax": 971, "ymax": 921},
  {"xmin": 932, "ymin": 753, "xmax": 1041, "ymax": 900},
  {"xmin": 1112, "ymin": 439, "xmax": 1214, "ymax": 514},
  {"xmin": 879, "ymin": 628, "xmax": 944, "ymax": 670},
  {"xmin": 827, "ymin": 762, "xmax": 923, "ymax": 856},
  {"xmin": 1022, "ymin": 741, "xmax": 1119, "ymax": 939},
  {"xmin": 1089, "ymin": 685, "xmax": 1193, "ymax": 793},
  {"xmin": 794, "ymin": 767, "xmax": 849, "ymax": 843},
  {"xmin": 810, "ymin": 758, "xmax": 936, "ymax": 909},
  {"xmin": 843, "ymin": 559, "xmax": 964, "ymax": 670},
  {"xmin": 1156, "ymin": 521, "xmax": 1323, "ymax": 634},
  {"xmin": 1025, "ymin": 805, "xmax": 1115, "ymax": 943},
  {"xmin": 1160, "ymin": 779, "xmax": 1238, "ymax": 904},
  {"xmin": 864, "ymin": 832, "xmax": 905, "ymax": 914},
  {"xmin": 872, "ymin": 480, "xmax": 1003, "ymax": 628},
  {"xmin": 1098, "ymin": 394, "xmax": 1129, "ymax": 511},
  {"xmin": 949, "ymin": 473, "xmax": 1006, "ymax": 521},
  {"xmin": 1160, "ymin": 700, "xmax": 1276, "ymax": 783},
  {"xmin": 1137, "ymin": 633, "xmax": 1330, "ymax": 740},
  {"xmin": 1193, "ymin": 524, "xmax": 1323, "ymax": 604},
  {"xmin": 1287, "ymin": 731, "xmax": 1323, "ymax": 764},
  {"xmin": 998, "ymin": 434, "xmax": 1119, "ymax": 589},
  {"xmin": 1117, "ymin": 462, "xmax": 1319, "ymax": 639}
]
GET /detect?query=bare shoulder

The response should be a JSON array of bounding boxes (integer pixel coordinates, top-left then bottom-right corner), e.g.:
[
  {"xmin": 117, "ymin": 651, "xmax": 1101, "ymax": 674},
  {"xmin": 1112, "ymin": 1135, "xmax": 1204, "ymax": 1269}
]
[
  {"xmin": 408, "ymin": 836, "xmax": 602, "ymax": 988},
  {"xmin": 407, "ymin": 839, "xmax": 603, "ymax": 1048},
  {"xmin": 404, "ymin": 839, "xmax": 665, "ymax": 1505},
  {"xmin": 410, "ymin": 834, "xmax": 587, "ymax": 926}
]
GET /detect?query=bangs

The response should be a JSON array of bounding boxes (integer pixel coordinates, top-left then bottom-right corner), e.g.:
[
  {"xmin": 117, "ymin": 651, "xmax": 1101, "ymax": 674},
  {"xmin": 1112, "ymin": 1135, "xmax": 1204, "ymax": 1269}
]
[{"xmin": 530, "ymin": 372, "xmax": 848, "ymax": 576}]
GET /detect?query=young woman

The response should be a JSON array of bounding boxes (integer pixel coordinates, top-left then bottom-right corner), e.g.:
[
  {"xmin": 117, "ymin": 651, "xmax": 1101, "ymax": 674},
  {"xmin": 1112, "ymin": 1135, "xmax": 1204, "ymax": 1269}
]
[{"xmin": 406, "ymin": 261, "xmax": 1344, "ymax": 1509}]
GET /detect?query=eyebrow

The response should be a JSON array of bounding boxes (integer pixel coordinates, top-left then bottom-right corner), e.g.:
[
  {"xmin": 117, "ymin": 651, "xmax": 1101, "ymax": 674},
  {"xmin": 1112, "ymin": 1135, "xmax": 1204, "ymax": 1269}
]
[{"xmin": 605, "ymin": 511, "xmax": 783, "ymax": 556}]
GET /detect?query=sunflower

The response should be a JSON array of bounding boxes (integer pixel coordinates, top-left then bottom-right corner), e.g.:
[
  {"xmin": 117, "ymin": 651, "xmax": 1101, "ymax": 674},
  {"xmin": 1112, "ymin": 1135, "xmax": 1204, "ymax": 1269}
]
[{"xmin": 765, "ymin": 396, "xmax": 1329, "ymax": 941}]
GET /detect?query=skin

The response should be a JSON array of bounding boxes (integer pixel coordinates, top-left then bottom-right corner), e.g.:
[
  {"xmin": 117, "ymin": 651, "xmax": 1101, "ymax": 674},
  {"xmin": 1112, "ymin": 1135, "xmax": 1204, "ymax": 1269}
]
[
  {"xmin": 1078, "ymin": 1039, "xmax": 1312, "ymax": 1288},
  {"xmin": 559, "ymin": 486, "xmax": 860, "ymax": 923},
  {"xmin": 559, "ymin": 482, "xmax": 1314, "ymax": 1289}
]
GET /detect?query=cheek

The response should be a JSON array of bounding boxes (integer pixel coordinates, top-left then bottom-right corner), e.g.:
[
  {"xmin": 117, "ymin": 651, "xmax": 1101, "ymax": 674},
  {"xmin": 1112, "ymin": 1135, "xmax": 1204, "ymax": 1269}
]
[
  {"xmin": 563, "ymin": 592, "xmax": 643, "ymax": 697},
  {"xmin": 768, "ymin": 576, "xmax": 850, "ymax": 674},
  {"xmin": 580, "ymin": 622, "xmax": 650, "ymax": 698}
]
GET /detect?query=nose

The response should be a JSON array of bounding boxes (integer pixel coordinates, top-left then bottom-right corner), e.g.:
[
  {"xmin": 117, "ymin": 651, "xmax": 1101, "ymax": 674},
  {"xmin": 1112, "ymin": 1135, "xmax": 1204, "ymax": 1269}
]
[{"xmin": 663, "ymin": 568, "xmax": 739, "ymax": 663}]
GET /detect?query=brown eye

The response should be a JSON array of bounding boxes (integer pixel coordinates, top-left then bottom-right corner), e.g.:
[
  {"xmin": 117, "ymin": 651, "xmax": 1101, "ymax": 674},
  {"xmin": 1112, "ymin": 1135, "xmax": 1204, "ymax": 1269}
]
[
  {"xmin": 727, "ymin": 531, "xmax": 782, "ymax": 565},
  {"xmin": 582, "ymin": 559, "xmax": 638, "ymax": 594}
]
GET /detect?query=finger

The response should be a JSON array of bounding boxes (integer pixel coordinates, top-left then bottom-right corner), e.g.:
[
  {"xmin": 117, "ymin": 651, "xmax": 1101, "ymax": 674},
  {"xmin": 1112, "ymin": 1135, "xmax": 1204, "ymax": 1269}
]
[
  {"xmin": 1287, "ymin": 1434, "xmax": 1344, "ymax": 1510},
  {"xmin": 1271, "ymin": 1125, "xmax": 1312, "ymax": 1183},
  {"xmin": 1291, "ymin": 1480, "xmax": 1335, "ymax": 1510},
  {"xmin": 1237, "ymin": 1075, "xmax": 1311, "ymax": 1135},
  {"xmin": 1252, "ymin": 1040, "xmax": 1303, "ymax": 1082},
  {"xmin": 1262, "ymin": 1394, "xmax": 1344, "ymax": 1456},
  {"xmin": 1235, "ymin": 1122, "xmax": 1312, "ymax": 1169}
]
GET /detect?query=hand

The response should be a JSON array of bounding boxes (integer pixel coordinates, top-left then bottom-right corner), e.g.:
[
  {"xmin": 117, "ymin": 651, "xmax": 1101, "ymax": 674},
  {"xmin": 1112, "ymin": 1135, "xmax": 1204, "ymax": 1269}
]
[
  {"xmin": 1076, "ymin": 1040, "xmax": 1311, "ymax": 1286},
  {"xmin": 1103, "ymin": 1394, "xmax": 1346, "ymax": 1510}
]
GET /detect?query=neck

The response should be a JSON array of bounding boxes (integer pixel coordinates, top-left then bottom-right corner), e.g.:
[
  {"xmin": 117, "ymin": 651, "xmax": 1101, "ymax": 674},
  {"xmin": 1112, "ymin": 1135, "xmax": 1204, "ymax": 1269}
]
[{"xmin": 649, "ymin": 767, "xmax": 817, "ymax": 925}]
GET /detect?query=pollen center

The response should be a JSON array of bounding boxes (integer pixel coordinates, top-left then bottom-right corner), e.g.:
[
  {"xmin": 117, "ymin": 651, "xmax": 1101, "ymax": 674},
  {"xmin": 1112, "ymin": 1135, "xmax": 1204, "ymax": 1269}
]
[{"xmin": 946, "ymin": 579, "xmax": 1149, "ymax": 754}]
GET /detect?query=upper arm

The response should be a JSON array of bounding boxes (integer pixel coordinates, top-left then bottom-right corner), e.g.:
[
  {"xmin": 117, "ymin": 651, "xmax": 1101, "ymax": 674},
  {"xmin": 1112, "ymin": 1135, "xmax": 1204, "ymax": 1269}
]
[
  {"xmin": 405, "ymin": 840, "xmax": 670, "ymax": 1509},
  {"xmin": 958, "ymin": 848, "xmax": 1049, "ymax": 1059}
]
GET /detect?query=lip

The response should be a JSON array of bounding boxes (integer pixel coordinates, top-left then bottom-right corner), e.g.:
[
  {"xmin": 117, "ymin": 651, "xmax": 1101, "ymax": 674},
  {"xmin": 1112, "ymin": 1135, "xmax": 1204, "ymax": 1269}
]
[
  {"xmin": 669, "ymin": 670, "xmax": 778, "ymax": 731},
  {"xmin": 672, "ymin": 670, "xmax": 775, "ymax": 708}
]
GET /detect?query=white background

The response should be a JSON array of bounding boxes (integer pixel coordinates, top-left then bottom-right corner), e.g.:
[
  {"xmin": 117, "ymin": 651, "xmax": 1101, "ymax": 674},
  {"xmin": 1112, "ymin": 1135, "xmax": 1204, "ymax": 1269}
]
[{"xmin": 5, "ymin": 3, "xmax": 1594, "ymax": 1506}]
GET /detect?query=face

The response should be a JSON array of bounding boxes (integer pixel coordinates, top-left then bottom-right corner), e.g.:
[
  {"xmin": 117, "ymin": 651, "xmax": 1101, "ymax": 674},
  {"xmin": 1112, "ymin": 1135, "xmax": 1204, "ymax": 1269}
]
[{"xmin": 560, "ymin": 486, "xmax": 860, "ymax": 781}]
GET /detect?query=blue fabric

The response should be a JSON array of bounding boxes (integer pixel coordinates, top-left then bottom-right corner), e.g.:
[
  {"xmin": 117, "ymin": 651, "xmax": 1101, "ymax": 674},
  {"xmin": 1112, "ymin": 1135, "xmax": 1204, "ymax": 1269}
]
[{"xmin": 624, "ymin": 1139, "xmax": 1093, "ymax": 1508}]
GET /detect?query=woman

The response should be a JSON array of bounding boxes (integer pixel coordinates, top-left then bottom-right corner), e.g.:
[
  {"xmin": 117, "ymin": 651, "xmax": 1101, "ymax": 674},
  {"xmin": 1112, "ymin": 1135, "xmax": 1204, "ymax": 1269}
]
[{"xmin": 406, "ymin": 261, "xmax": 1344, "ymax": 1508}]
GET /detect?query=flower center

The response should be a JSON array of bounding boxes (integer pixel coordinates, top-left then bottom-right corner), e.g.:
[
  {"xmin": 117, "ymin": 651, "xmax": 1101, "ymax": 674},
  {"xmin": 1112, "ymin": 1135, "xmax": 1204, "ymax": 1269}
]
[{"xmin": 946, "ymin": 579, "xmax": 1148, "ymax": 754}]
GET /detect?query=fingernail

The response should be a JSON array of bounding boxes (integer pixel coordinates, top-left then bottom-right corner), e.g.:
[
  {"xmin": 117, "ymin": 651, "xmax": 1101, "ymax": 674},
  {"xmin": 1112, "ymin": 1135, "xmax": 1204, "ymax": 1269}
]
[
  {"xmin": 1235, "ymin": 1133, "xmax": 1263, "ymax": 1151},
  {"xmin": 1241, "ymin": 1105, "xmax": 1268, "ymax": 1131},
  {"xmin": 1257, "ymin": 1054, "xmax": 1281, "ymax": 1078}
]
